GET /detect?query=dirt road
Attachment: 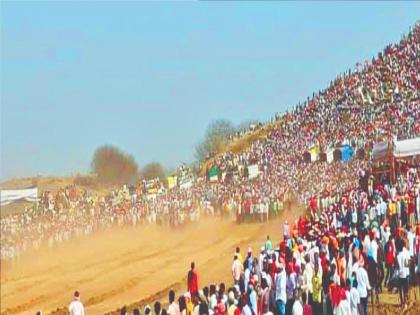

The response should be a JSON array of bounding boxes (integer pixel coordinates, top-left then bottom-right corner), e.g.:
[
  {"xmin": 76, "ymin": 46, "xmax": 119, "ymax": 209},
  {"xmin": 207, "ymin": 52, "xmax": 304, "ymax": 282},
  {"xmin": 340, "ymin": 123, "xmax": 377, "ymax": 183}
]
[{"xmin": 1, "ymin": 208, "xmax": 301, "ymax": 315}]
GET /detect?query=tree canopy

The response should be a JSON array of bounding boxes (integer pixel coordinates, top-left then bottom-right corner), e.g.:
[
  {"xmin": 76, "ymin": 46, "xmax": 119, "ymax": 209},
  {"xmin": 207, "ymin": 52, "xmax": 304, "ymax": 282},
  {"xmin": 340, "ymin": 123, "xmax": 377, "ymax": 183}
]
[
  {"xmin": 194, "ymin": 119, "xmax": 235, "ymax": 162},
  {"xmin": 91, "ymin": 145, "xmax": 139, "ymax": 185},
  {"xmin": 141, "ymin": 162, "xmax": 166, "ymax": 182}
]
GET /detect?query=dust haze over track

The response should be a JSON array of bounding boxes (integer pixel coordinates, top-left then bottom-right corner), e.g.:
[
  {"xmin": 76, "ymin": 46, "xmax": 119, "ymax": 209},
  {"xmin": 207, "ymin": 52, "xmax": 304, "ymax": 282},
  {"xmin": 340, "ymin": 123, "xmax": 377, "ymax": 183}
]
[{"xmin": 0, "ymin": 201, "xmax": 304, "ymax": 315}]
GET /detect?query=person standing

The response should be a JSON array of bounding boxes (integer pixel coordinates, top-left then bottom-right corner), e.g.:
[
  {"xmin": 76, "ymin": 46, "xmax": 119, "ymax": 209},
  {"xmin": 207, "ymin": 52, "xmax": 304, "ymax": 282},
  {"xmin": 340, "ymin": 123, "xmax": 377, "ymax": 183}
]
[
  {"xmin": 154, "ymin": 302, "xmax": 162, "ymax": 315},
  {"xmin": 349, "ymin": 279, "xmax": 360, "ymax": 315},
  {"xmin": 232, "ymin": 254, "xmax": 243, "ymax": 286},
  {"xmin": 284, "ymin": 221, "xmax": 290, "ymax": 240},
  {"xmin": 168, "ymin": 289, "xmax": 180, "ymax": 315},
  {"xmin": 227, "ymin": 291, "xmax": 237, "ymax": 315},
  {"xmin": 311, "ymin": 264, "xmax": 322, "ymax": 315},
  {"xmin": 384, "ymin": 235, "xmax": 396, "ymax": 287},
  {"xmin": 355, "ymin": 265, "xmax": 371, "ymax": 315},
  {"xmin": 396, "ymin": 241, "xmax": 410, "ymax": 310},
  {"xmin": 265, "ymin": 235, "xmax": 273, "ymax": 252},
  {"xmin": 301, "ymin": 257, "xmax": 313, "ymax": 305},
  {"xmin": 69, "ymin": 291, "xmax": 84, "ymax": 315},
  {"xmin": 260, "ymin": 277, "xmax": 270, "ymax": 315},
  {"xmin": 248, "ymin": 284, "xmax": 258, "ymax": 315},
  {"xmin": 291, "ymin": 289, "xmax": 303, "ymax": 315},
  {"xmin": 301, "ymin": 292, "xmax": 312, "ymax": 315},
  {"xmin": 275, "ymin": 263, "xmax": 287, "ymax": 315},
  {"xmin": 188, "ymin": 262, "xmax": 199, "ymax": 298}
]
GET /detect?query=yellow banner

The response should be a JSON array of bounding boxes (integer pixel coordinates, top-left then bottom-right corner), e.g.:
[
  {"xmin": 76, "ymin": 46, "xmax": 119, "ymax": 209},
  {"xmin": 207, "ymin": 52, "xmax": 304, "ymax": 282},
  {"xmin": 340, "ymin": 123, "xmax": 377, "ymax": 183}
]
[{"xmin": 167, "ymin": 176, "xmax": 177, "ymax": 189}]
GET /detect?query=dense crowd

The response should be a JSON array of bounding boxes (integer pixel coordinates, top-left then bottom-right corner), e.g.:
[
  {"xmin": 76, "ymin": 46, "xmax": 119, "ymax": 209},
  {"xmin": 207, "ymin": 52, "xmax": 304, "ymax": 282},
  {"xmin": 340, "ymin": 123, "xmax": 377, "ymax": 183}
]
[
  {"xmin": 1, "ymin": 23, "xmax": 419, "ymax": 261},
  {"xmin": 64, "ymin": 167, "xmax": 420, "ymax": 315},
  {"xmin": 2, "ymin": 20, "xmax": 417, "ymax": 315}
]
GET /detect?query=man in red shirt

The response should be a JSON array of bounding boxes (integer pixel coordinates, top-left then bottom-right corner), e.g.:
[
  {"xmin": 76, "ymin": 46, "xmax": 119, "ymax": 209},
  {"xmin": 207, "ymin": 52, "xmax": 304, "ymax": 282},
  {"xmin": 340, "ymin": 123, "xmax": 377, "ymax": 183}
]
[{"xmin": 187, "ymin": 262, "xmax": 199, "ymax": 298}]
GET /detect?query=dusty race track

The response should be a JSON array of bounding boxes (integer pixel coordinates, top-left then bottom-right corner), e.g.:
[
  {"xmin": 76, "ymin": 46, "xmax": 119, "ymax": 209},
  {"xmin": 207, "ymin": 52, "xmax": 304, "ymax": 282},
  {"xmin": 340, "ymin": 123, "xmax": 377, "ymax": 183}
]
[
  {"xmin": 1, "ymin": 209, "xmax": 299, "ymax": 315},
  {"xmin": 2, "ymin": 204, "xmax": 419, "ymax": 315}
]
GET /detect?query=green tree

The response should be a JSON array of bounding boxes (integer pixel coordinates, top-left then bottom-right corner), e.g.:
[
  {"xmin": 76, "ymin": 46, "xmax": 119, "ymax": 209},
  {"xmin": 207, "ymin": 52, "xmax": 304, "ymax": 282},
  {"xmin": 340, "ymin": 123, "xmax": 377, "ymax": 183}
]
[
  {"xmin": 141, "ymin": 162, "xmax": 166, "ymax": 182},
  {"xmin": 91, "ymin": 145, "xmax": 139, "ymax": 185}
]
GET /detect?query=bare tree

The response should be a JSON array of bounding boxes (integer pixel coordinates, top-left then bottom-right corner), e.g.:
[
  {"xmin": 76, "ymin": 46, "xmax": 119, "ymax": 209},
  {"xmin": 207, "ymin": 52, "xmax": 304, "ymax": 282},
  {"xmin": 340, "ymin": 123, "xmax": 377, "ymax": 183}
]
[{"xmin": 194, "ymin": 119, "xmax": 235, "ymax": 162}]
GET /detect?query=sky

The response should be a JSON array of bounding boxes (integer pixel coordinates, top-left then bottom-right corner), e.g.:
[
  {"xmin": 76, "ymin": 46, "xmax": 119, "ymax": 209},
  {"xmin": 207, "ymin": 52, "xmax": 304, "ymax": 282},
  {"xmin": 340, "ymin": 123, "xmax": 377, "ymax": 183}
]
[{"xmin": 1, "ymin": 2, "xmax": 419, "ymax": 180}]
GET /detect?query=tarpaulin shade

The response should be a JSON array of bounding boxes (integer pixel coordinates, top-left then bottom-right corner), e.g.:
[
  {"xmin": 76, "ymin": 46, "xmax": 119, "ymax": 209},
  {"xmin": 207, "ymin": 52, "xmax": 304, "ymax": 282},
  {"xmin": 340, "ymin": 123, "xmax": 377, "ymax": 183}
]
[
  {"xmin": 248, "ymin": 164, "xmax": 260, "ymax": 179},
  {"xmin": 339, "ymin": 145, "xmax": 353, "ymax": 161},
  {"xmin": 394, "ymin": 137, "xmax": 420, "ymax": 158},
  {"xmin": 326, "ymin": 149, "xmax": 335, "ymax": 163},
  {"xmin": 1, "ymin": 188, "xmax": 38, "ymax": 206}
]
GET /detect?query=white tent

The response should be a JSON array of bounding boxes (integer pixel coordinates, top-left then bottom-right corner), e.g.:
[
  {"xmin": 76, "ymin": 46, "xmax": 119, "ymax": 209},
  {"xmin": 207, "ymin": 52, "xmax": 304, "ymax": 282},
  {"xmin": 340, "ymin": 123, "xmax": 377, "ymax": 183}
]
[
  {"xmin": 248, "ymin": 164, "xmax": 260, "ymax": 179},
  {"xmin": 394, "ymin": 137, "xmax": 420, "ymax": 158},
  {"xmin": 1, "ymin": 187, "xmax": 38, "ymax": 206},
  {"xmin": 326, "ymin": 148, "xmax": 335, "ymax": 163}
]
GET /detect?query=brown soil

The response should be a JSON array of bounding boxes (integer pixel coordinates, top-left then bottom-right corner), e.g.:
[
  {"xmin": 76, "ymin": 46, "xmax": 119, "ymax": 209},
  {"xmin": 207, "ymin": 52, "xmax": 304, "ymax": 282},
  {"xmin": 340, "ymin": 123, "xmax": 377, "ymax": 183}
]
[
  {"xmin": 0, "ymin": 200, "xmax": 302, "ymax": 315},
  {"xmin": 1, "ymin": 199, "xmax": 419, "ymax": 315}
]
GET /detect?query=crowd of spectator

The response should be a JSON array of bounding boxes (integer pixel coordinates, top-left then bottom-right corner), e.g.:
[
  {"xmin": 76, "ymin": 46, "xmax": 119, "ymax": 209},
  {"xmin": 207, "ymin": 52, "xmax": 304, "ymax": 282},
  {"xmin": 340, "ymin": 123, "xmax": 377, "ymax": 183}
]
[
  {"xmin": 87, "ymin": 165, "xmax": 417, "ymax": 315},
  {"xmin": 2, "ymin": 22, "xmax": 419, "ymax": 261}
]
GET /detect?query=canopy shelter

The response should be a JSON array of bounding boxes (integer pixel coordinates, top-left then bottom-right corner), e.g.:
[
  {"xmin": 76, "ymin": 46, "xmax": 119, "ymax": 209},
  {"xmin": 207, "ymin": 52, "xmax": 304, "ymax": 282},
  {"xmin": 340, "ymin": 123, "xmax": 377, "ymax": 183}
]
[
  {"xmin": 208, "ymin": 166, "xmax": 218, "ymax": 182},
  {"xmin": 326, "ymin": 148, "xmax": 335, "ymax": 163},
  {"xmin": 394, "ymin": 137, "xmax": 420, "ymax": 159},
  {"xmin": 1, "ymin": 187, "xmax": 38, "ymax": 206},
  {"xmin": 308, "ymin": 144, "xmax": 320, "ymax": 162},
  {"xmin": 339, "ymin": 145, "xmax": 354, "ymax": 161},
  {"xmin": 248, "ymin": 164, "xmax": 260, "ymax": 179}
]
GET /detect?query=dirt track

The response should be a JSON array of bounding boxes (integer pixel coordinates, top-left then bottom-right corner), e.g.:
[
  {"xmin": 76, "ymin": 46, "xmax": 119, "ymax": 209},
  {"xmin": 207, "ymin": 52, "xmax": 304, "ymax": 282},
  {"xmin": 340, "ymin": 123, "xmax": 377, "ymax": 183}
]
[
  {"xmin": 1, "ymin": 207, "xmax": 300, "ymax": 315},
  {"xmin": 2, "ymin": 202, "xmax": 419, "ymax": 315}
]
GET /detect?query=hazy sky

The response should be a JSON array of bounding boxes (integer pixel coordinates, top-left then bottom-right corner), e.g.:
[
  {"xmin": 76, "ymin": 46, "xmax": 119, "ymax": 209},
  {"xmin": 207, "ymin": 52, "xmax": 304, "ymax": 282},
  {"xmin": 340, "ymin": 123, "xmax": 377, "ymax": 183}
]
[{"xmin": 1, "ymin": 2, "xmax": 419, "ymax": 180}]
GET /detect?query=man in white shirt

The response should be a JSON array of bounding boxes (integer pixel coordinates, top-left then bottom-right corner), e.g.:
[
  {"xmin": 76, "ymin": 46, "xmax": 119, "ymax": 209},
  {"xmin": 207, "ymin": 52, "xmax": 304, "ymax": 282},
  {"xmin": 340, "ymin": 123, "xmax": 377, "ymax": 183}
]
[
  {"xmin": 168, "ymin": 289, "xmax": 180, "ymax": 315},
  {"xmin": 369, "ymin": 235, "xmax": 378, "ymax": 264},
  {"xmin": 275, "ymin": 262, "xmax": 287, "ymax": 315},
  {"xmin": 350, "ymin": 280, "xmax": 360, "ymax": 315},
  {"xmin": 232, "ymin": 254, "xmax": 243, "ymax": 285},
  {"xmin": 291, "ymin": 289, "xmax": 303, "ymax": 315},
  {"xmin": 397, "ymin": 244, "xmax": 410, "ymax": 308},
  {"xmin": 407, "ymin": 226, "xmax": 415, "ymax": 258},
  {"xmin": 355, "ymin": 264, "xmax": 370, "ymax": 315},
  {"xmin": 69, "ymin": 291, "xmax": 84, "ymax": 315},
  {"xmin": 301, "ymin": 256, "xmax": 313, "ymax": 303}
]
